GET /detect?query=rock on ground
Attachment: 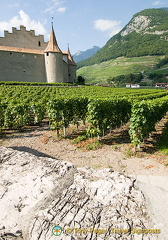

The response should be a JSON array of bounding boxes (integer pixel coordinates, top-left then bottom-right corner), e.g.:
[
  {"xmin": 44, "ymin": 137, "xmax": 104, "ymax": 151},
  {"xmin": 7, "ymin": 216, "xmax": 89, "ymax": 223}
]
[{"xmin": 0, "ymin": 146, "xmax": 157, "ymax": 240}]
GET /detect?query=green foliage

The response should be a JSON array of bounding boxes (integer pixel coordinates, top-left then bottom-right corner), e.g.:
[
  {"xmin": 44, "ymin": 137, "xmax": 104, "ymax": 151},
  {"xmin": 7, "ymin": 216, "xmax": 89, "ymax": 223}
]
[
  {"xmin": 87, "ymin": 98, "xmax": 131, "ymax": 137},
  {"xmin": 156, "ymin": 56, "xmax": 168, "ymax": 68},
  {"xmin": 0, "ymin": 81, "xmax": 74, "ymax": 86},
  {"xmin": 148, "ymin": 72, "xmax": 168, "ymax": 84},
  {"xmin": 1, "ymin": 84, "xmax": 168, "ymax": 147},
  {"xmin": 4, "ymin": 103, "xmax": 31, "ymax": 130},
  {"xmin": 73, "ymin": 135, "xmax": 87, "ymax": 144},
  {"xmin": 47, "ymin": 98, "xmax": 74, "ymax": 134},
  {"xmin": 30, "ymin": 103, "xmax": 46, "ymax": 124},
  {"xmin": 156, "ymin": 125, "xmax": 168, "ymax": 155},
  {"xmin": 0, "ymin": 100, "xmax": 6, "ymax": 133},
  {"xmin": 110, "ymin": 73, "xmax": 143, "ymax": 86},
  {"xmin": 129, "ymin": 102, "xmax": 149, "ymax": 146},
  {"xmin": 47, "ymin": 97, "xmax": 88, "ymax": 136},
  {"xmin": 77, "ymin": 75, "xmax": 85, "ymax": 85},
  {"xmin": 129, "ymin": 96, "xmax": 168, "ymax": 146}
]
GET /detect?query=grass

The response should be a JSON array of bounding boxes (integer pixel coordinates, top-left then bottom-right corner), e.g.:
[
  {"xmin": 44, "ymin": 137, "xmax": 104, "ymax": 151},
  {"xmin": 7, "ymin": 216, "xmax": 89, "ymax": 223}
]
[
  {"xmin": 85, "ymin": 140, "xmax": 103, "ymax": 150},
  {"xmin": 72, "ymin": 134, "xmax": 87, "ymax": 144},
  {"xmin": 73, "ymin": 137, "xmax": 103, "ymax": 150},
  {"xmin": 77, "ymin": 56, "xmax": 164, "ymax": 84}
]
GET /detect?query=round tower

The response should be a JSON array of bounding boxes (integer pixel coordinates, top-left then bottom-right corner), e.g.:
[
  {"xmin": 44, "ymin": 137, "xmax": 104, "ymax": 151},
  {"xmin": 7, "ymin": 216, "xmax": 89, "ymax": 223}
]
[{"xmin": 44, "ymin": 26, "xmax": 63, "ymax": 83}]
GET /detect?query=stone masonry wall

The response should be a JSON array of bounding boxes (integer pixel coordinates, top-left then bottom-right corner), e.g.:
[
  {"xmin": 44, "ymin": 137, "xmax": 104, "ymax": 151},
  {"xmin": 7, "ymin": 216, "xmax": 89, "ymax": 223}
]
[
  {"xmin": 0, "ymin": 26, "xmax": 48, "ymax": 50},
  {"xmin": 0, "ymin": 51, "xmax": 46, "ymax": 82}
]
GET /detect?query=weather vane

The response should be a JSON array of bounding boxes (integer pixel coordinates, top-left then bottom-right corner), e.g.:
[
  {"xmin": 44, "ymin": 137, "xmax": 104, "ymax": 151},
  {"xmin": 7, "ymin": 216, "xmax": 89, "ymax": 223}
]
[{"xmin": 51, "ymin": 17, "xmax": 54, "ymax": 29}]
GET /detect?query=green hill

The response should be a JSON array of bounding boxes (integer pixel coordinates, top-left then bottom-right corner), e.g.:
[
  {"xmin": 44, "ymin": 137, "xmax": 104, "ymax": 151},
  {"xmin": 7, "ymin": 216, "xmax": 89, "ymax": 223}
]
[
  {"xmin": 77, "ymin": 55, "xmax": 165, "ymax": 84},
  {"xmin": 77, "ymin": 8, "xmax": 168, "ymax": 69}
]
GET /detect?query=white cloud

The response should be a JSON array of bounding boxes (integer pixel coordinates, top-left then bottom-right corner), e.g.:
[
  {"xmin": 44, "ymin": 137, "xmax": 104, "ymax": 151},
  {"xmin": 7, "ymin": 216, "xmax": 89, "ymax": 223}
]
[
  {"xmin": 44, "ymin": 0, "xmax": 66, "ymax": 14},
  {"xmin": 7, "ymin": 3, "xmax": 20, "ymax": 8},
  {"xmin": 0, "ymin": 10, "xmax": 47, "ymax": 36},
  {"xmin": 44, "ymin": 6, "xmax": 55, "ymax": 14},
  {"xmin": 57, "ymin": 7, "xmax": 66, "ymax": 13},
  {"xmin": 93, "ymin": 19, "xmax": 122, "ymax": 37},
  {"xmin": 152, "ymin": 1, "xmax": 164, "ymax": 5},
  {"xmin": 52, "ymin": 0, "xmax": 64, "ymax": 5}
]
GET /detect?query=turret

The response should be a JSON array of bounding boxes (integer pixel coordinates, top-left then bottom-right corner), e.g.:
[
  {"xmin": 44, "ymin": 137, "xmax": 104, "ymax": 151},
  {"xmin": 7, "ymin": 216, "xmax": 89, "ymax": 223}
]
[
  {"xmin": 44, "ymin": 26, "xmax": 63, "ymax": 83},
  {"xmin": 67, "ymin": 46, "xmax": 77, "ymax": 83}
]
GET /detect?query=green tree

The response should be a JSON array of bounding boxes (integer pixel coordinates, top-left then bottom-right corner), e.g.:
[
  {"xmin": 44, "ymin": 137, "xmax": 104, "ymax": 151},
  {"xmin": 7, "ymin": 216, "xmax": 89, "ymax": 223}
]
[{"xmin": 77, "ymin": 75, "xmax": 85, "ymax": 85}]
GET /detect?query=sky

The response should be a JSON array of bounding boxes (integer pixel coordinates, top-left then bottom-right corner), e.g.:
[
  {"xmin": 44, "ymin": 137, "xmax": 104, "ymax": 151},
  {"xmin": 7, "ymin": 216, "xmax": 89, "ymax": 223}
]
[{"xmin": 0, "ymin": 0, "xmax": 167, "ymax": 54}]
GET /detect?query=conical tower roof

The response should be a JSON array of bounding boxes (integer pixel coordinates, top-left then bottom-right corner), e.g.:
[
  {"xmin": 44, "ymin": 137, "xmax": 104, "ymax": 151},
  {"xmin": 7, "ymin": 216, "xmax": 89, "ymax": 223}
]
[
  {"xmin": 67, "ymin": 46, "xmax": 76, "ymax": 66},
  {"xmin": 44, "ymin": 27, "xmax": 62, "ymax": 53}
]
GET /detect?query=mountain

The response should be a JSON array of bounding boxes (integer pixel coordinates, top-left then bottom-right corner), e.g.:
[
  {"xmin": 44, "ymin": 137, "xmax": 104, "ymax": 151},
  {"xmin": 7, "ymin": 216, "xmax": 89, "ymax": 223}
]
[
  {"xmin": 73, "ymin": 46, "xmax": 100, "ymax": 62},
  {"xmin": 77, "ymin": 8, "xmax": 168, "ymax": 69},
  {"xmin": 160, "ymin": 7, "xmax": 168, "ymax": 11}
]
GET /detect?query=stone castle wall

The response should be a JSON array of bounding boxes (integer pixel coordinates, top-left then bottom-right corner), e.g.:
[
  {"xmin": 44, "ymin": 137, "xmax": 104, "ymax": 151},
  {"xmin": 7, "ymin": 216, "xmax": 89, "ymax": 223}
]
[
  {"xmin": 63, "ymin": 61, "xmax": 69, "ymax": 83},
  {"xmin": 0, "ymin": 25, "xmax": 48, "ymax": 50},
  {"xmin": 68, "ymin": 65, "xmax": 76, "ymax": 83},
  {"xmin": 0, "ymin": 50, "xmax": 46, "ymax": 82}
]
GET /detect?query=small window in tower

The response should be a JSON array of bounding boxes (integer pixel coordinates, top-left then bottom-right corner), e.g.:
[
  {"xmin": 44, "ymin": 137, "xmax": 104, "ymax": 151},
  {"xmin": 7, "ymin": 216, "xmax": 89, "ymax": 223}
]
[
  {"xmin": 38, "ymin": 41, "xmax": 41, "ymax": 47},
  {"xmin": 10, "ymin": 52, "xmax": 12, "ymax": 56},
  {"xmin": 46, "ymin": 52, "xmax": 49, "ymax": 56},
  {"xmin": 23, "ymin": 69, "xmax": 25, "ymax": 72}
]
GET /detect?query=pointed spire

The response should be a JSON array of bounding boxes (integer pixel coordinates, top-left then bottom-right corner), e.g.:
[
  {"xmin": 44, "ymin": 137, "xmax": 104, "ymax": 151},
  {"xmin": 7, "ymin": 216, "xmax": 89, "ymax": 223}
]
[
  {"xmin": 44, "ymin": 24, "xmax": 62, "ymax": 53},
  {"xmin": 67, "ymin": 44, "xmax": 76, "ymax": 66}
]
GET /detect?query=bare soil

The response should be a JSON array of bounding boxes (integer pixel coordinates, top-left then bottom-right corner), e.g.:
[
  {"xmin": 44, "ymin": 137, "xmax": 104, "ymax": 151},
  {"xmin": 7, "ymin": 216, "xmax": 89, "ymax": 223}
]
[{"xmin": 0, "ymin": 120, "xmax": 168, "ymax": 176}]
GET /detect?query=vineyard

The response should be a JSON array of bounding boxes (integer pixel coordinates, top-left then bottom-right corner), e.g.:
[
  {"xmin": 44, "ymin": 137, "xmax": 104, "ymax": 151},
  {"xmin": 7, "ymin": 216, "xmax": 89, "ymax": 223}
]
[{"xmin": 1, "ymin": 84, "xmax": 168, "ymax": 147}]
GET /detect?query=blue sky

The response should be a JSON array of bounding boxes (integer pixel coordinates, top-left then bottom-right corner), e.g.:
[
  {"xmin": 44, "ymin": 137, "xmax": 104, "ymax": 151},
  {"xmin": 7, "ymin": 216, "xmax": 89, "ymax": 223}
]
[{"xmin": 0, "ymin": 0, "xmax": 167, "ymax": 54}]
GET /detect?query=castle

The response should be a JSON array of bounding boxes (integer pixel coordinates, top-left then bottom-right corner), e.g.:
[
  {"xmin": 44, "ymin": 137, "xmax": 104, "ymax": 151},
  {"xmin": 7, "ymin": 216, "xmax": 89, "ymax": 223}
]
[{"xmin": 0, "ymin": 25, "xmax": 76, "ymax": 83}]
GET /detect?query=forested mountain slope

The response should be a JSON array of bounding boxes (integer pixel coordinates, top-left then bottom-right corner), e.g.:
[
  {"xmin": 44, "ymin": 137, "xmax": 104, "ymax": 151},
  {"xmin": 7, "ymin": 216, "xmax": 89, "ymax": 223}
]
[{"xmin": 77, "ymin": 8, "xmax": 168, "ymax": 69}]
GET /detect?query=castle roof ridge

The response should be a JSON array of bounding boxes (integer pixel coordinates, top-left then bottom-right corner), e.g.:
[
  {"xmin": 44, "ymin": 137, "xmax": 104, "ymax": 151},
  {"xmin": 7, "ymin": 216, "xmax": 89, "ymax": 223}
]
[{"xmin": 0, "ymin": 45, "xmax": 44, "ymax": 54}]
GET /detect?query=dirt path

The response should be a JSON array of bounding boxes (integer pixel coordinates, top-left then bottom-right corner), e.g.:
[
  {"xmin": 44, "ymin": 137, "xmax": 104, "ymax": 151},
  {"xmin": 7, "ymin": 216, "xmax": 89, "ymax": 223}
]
[{"xmin": 1, "ymin": 124, "xmax": 168, "ymax": 176}]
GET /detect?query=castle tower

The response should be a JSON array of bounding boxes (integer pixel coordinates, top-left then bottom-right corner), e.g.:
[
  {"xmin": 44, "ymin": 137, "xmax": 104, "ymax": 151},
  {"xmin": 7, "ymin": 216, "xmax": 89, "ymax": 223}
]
[
  {"xmin": 67, "ymin": 45, "xmax": 77, "ymax": 83},
  {"xmin": 44, "ymin": 26, "xmax": 63, "ymax": 83}
]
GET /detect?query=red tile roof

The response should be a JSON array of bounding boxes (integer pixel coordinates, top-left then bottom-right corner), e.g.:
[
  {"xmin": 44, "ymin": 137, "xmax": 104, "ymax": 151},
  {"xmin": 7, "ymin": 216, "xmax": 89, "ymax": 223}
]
[
  {"xmin": 67, "ymin": 47, "xmax": 76, "ymax": 66},
  {"xmin": 0, "ymin": 45, "xmax": 43, "ymax": 54}
]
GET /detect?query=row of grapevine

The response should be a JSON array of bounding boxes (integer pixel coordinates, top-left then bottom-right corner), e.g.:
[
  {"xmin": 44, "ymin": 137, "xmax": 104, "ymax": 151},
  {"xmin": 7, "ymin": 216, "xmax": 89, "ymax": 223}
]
[
  {"xmin": 1, "ymin": 85, "xmax": 168, "ymax": 145},
  {"xmin": 0, "ymin": 101, "xmax": 46, "ymax": 132},
  {"xmin": 47, "ymin": 98, "xmax": 88, "ymax": 136},
  {"xmin": 129, "ymin": 95, "xmax": 168, "ymax": 146},
  {"xmin": 1, "ymin": 85, "xmax": 168, "ymax": 103},
  {"xmin": 0, "ymin": 96, "xmax": 131, "ymax": 137},
  {"xmin": 87, "ymin": 99, "xmax": 131, "ymax": 137}
]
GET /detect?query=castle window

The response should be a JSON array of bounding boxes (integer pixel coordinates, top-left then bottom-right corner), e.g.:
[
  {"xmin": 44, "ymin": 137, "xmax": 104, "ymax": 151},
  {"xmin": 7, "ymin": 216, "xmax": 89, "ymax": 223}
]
[
  {"xmin": 10, "ymin": 52, "xmax": 12, "ymax": 56},
  {"xmin": 23, "ymin": 69, "xmax": 25, "ymax": 72},
  {"xmin": 38, "ymin": 41, "xmax": 41, "ymax": 47},
  {"xmin": 46, "ymin": 52, "xmax": 49, "ymax": 56}
]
